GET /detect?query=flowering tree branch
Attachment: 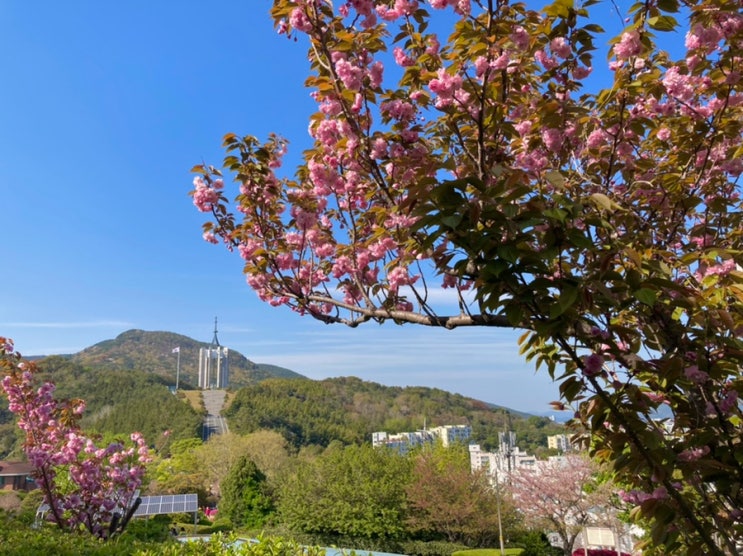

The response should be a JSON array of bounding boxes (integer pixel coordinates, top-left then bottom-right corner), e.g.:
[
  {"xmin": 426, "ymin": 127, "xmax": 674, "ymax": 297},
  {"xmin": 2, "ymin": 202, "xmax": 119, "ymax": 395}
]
[
  {"xmin": 0, "ymin": 337, "xmax": 151, "ymax": 539},
  {"xmin": 192, "ymin": 1, "xmax": 743, "ymax": 553}
]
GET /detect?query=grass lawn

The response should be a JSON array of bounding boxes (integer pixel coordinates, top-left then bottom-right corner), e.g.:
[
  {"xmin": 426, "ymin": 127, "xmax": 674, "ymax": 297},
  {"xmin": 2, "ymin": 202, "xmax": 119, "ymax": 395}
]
[
  {"xmin": 453, "ymin": 549, "xmax": 524, "ymax": 556},
  {"xmin": 179, "ymin": 389, "xmax": 203, "ymax": 412}
]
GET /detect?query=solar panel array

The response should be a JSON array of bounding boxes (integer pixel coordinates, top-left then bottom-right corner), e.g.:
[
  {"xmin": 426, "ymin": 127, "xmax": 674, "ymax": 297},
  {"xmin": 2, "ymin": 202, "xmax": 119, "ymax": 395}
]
[{"xmin": 133, "ymin": 494, "xmax": 199, "ymax": 517}]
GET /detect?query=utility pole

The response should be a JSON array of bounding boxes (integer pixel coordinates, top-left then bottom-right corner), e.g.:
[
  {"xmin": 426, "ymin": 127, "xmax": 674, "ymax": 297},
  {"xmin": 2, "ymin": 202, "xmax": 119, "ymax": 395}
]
[
  {"xmin": 494, "ymin": 463, "xmax": 506, "ymax": 556},
  {"xmin": 172, "ymin": 346, "xmax": 181, "ymax": 391}
]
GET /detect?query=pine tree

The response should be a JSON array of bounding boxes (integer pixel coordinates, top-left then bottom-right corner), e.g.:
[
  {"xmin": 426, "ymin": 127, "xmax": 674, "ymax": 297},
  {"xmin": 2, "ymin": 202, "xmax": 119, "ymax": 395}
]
[{"xmin": 218, "ymin": 455, "xmax": 273, "ymax": 529}]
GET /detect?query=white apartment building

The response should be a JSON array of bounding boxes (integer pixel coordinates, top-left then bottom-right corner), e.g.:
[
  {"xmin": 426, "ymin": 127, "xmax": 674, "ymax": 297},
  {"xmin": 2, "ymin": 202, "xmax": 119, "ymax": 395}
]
[
  {"xmin": 547, "ymin": 434, "xmax": 574, "ymax": 453},
  {"xmin": 433, "ymin": 424, "xmax": 472, "ymax": 446},
  {"xmin": 372, "ymin": 425, "xmax": 471, "ymax": 454}
]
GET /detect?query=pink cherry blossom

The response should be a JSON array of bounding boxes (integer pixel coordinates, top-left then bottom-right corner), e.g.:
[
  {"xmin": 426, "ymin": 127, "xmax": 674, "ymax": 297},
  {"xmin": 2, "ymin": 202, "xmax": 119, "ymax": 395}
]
[
  {"xmin": 656, "ymin": 127, "xmax": 671, "ymax": 141},
  {"xmin": 678, "ymin": 445, "xmax": 710, "ymax": 462},
  {"xmin": 541, "ymin": 127, "xmax": 563, "ymax": 153},
  {"xmin": 428, "ymin": 68, "xmax": 463, "ymax": 108},
  {"xmin": 289, "ymin": 7, "xmax": 313, "ymax": 33},
  {"xmin": 613, "ymin": 30, "xmax": 642, "ymax": 60},
  {"xmin": 550, "ymin": 37, "xmax": 571, "ymax": 59},
  {"xmin": 572, "ymin": 65, "xmax": 592, "ymax": 79},
  {"xmin": 582, "ymin": 353, "xmax": 604, "ymax": 376},
  {"xmin": 393, "ymin": 47, "xmax": 414, "ymax": 67},
  {"xmin": 510, "ymin": 25, "xmax": 529, "ymax": 50},
  {"xmin": 1, "ymin": 340, "xmax": 149, "ymax": 538},
  {"xmin": 535, "ymin": 49, "xmax": 557, "ymax": 70}
]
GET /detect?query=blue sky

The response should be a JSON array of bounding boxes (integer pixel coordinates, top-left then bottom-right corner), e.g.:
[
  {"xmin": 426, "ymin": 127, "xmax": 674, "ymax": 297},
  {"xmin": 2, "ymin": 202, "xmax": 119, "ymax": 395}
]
[{"xmin": 0, "ymin": 1, "xmax": 642, "ymax": 414}]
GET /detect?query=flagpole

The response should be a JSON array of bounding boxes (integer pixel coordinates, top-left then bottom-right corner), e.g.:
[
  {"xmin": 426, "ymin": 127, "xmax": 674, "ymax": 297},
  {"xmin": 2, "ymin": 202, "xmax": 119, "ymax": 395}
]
[{"xmin": 175, "ymin": 349, "xmax": 181, "ymax": 392}]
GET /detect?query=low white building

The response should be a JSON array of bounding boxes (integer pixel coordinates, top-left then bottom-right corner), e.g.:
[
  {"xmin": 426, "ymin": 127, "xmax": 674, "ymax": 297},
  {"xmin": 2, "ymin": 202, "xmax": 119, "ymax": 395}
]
[{"xmin": 372, "ymin": 425, "xmax": 471, "ymax": 454}]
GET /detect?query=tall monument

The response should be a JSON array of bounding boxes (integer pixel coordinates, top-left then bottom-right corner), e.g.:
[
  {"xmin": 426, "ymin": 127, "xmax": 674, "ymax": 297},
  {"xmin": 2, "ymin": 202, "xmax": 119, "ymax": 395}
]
[{"xmin": 198, "ymin": 317, "xmax": 229, "ymax": 389}]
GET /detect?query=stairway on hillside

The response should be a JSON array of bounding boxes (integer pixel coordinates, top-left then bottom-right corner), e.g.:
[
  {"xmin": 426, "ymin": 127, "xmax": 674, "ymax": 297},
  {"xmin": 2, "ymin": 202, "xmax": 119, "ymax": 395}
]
[{"xmin": 201, "ymin": 389, "xmax": 229, "ymax": 441}]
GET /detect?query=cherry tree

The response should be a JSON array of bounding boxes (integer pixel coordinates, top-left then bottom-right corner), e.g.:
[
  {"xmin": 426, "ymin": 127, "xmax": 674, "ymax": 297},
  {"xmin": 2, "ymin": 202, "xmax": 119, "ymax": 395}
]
[
  {"xmin": 0, "ymin": 338, "xmax": 150, "ymax": 538},
  {"xmin": 191, "ymin": 1, "xmax": 743, "ymax": 553},
  {"xmin": 509, "ymin": 455, "xmax": 613, "ymax": 555}
]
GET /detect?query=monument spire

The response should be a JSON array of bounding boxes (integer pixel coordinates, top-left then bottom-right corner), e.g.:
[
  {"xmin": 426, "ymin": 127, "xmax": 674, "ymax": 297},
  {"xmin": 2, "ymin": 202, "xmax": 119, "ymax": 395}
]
[
  {"xmin": 211, "ymin": 316, "xmax": 220, "ymax": 347},
  {"xmin": 199, "ymin": 316, "xmax": 229, "ymax": 389}
]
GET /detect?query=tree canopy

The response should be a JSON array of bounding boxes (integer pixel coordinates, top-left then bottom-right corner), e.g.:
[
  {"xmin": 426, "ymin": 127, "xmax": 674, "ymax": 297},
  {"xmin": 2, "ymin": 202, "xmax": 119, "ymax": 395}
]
[
  {"xmin": 219, "ymin": 455, "xmax": 274, "ymax": 529},
  {"xmin": 224, "ymin": 376, "xmax": 562, "ymax": 450},
  {"xmin": 509, "ymin": 454, "xmax": 614, "ymax": 555},
  {"xmin": 192, "ymin": 1, "xmax": 743, "ymax": 553},
  {"xmin": 276, "ymin": 443, "xmax": 411, "ymax": 540},
  {"xmin": 406, "ymin": 443, "xmax": 520, "ymax": 546}
]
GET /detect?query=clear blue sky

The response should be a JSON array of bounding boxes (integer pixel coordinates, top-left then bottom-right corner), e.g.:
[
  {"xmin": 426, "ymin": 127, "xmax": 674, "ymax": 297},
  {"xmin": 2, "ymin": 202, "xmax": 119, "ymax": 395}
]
[{"xmin": 0, "ymin": 1, "xmax": 639, "ymax": 414}]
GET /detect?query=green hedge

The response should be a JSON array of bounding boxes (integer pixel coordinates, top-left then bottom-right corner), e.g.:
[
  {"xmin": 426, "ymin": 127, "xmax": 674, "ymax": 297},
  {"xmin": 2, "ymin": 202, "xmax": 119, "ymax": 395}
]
[{"xmin": 452, "ymin": 549, "xmax": 524, "ymax": 556}]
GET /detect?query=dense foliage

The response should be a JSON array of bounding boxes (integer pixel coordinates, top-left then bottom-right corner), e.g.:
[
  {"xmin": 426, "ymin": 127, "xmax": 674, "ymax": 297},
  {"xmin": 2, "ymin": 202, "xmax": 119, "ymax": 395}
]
[
  {"xmin": 0, "ymin": 513, "xmax": 326, "ymax": 556},
  {"xmin": 273, "ymin": 442, "xmax": 526, "ymax": 550},
  {"xmin": 34, "ymin": 357, "xmax": 202, "ymax": 455},
  {"xmin": 218, "ymin": 456, "xmax": 273, "ymax": 529},
  {"xmin": 193, "ymin": 1, "xmax": 743, "ymax": 553},
  {"xmin": 276, "ymin": 443, "xmax": 412, "ymax": 539},
  {"xmin": 405, "ymin": 444, "xmax": 519, "ymax": 546},
  {"xmin": 225, "ymin": 376, "xmax": 564, "ymax": 450}
]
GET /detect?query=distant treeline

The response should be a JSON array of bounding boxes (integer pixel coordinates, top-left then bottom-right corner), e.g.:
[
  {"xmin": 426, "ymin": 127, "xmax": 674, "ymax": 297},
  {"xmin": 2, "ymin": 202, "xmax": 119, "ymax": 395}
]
[
  {"xmin": 0, "ymin": 358, "xmax": 565, "ymax": 459},
  {"xmin": 225, "ymin": 376, "xmax": 565, "ymax": 453}
]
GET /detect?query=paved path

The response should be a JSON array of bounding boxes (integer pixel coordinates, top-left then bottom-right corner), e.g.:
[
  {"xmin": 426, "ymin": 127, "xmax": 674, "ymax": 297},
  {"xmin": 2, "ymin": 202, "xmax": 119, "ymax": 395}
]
[{"xmin": 201, "ymin": 389, "xmax": 229, "ymax": 441}]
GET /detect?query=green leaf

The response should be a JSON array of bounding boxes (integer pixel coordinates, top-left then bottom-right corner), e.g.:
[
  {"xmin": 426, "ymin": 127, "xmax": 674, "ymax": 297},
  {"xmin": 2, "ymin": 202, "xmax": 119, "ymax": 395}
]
[
  {"xmin": 656, "ymin": 0, "xmax": 680, "ymax": 11},
  {"xmin": 544, "ymin": 0, "xmax": 574, "ymax": 18},
  {"xmin": 440, "ymin": 214, "xmax": 464, "ymax": 229},
  {"xmin": 560, "ymin": 376, "xmax": 584, "ymax": 402},
  {"xmin": 647, "ymin": 15, "xmax": 678, "ymax": 31},
  {"xmin": 590, "ymin": 193, "xmax": 617, "ymax": 211},
  {"xmin": 559, "ymin": 286, "xmax": 579, "ymax": 314},
  {"xmin": 544, "ymin": 170, "xmax": 566, "ymax": 189},
  {"xmin": 505, "ymin": 303, "xmax": 524, "ymax": 326},
  {"xmin": 634, "ymin": 288, "xmax": 657, "ymax": 306}
]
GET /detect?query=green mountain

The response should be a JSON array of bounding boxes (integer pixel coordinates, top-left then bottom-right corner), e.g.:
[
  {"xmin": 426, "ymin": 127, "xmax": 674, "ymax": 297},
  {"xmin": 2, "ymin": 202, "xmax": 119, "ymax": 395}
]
[
  {"xmin": 68, "ymin": 329, "xmax": 305, "ymax": 389},
  {"xmin": 1, "ymin": 331, "xmax": 564, "ymax": 459},
  {"xmin": 225, "ymin": 376, "xmax": 565, "ymax": 453}
]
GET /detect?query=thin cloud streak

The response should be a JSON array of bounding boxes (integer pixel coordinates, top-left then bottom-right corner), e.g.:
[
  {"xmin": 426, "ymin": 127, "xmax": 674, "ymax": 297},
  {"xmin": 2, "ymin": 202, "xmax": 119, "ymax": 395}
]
[
  {"xmin": 243, "ymin": 326, "xmax": 560, "ymax": 412},
  {"xmin": 3, "ymin": 321, "xmax": 134, "ymax": 329}
]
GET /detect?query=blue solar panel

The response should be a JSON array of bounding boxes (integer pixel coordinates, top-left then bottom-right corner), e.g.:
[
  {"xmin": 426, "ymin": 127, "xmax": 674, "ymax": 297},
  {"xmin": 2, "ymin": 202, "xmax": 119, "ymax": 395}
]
[{"xmin": 133, "ymin": 493, "xmax": 198, "ymax": 517}]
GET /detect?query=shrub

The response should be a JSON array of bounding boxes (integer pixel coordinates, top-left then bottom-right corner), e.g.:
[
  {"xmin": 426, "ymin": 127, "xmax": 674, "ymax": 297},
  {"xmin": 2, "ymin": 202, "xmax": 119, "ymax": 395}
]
[
  {"xmin": 572, "ymin": 550, "xmax": 631, "ymax": 556},
  {"xmin": 404, "ymin": 540, "xmax": 472, "ymax": 556}
]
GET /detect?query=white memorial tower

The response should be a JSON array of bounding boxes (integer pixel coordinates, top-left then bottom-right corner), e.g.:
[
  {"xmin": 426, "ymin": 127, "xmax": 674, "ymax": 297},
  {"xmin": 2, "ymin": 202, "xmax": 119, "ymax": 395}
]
[{"xmin": 198, "ymin": 317, "xmax": 229, "ymax": 389}]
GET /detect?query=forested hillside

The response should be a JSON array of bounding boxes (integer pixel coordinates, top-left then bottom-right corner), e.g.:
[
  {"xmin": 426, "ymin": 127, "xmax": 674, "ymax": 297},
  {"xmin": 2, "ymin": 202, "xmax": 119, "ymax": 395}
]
[
  {"xmin": 2, "ymin": 333, "xmax": 565, "ymax": 459},
  {"xmin": 0, "ymin": 356, "xmax": 202, "ymax": 458},
  {"xmin": 68, "ymin": 329, "xmax": 305, "ymax": 389},
  {"xmin": 225, "ymin": 376, "xmax": 564, "ymax": 452}
]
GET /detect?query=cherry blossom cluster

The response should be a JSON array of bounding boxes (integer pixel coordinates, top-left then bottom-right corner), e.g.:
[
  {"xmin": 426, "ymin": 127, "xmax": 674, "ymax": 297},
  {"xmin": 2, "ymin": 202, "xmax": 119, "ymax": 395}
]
[
  {"xmin": 0, "ymin": 338, "xmax": 150, "ymax": 538},
  {"xmin": 196, "ymin": 0, "xmax": 741, "ymax": 331}
]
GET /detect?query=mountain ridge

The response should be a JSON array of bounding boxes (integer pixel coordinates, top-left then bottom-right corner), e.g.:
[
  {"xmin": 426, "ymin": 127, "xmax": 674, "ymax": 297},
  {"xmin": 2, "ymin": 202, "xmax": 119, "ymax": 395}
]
[
  {"xmin": 59, "ymin": 329, "xmax": 305, "ymax": 389},
  {"xmin": 26, "ymin": 329, "xmax": 568, "ymax": 422}
]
